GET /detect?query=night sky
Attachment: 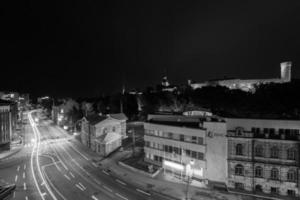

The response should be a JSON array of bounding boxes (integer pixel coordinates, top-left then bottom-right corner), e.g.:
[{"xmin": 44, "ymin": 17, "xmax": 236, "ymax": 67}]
[{"xmin": 2, "ymin": 0, "xmax": 300, "ymax": 98}]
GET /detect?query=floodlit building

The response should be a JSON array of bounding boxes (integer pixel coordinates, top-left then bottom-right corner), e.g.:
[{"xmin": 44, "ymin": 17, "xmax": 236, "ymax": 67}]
[
  {"xmin": 190, "ymin": 62, "xmax": 292, "ymax": 92},
  {"xmin": 81, "ymin": 114, "xmax": 126, "ymax": 156},
  {"xmin": 226, "ymin": 118, "xmax": 300, "ymax": 198},
  {"xmin": 144, "ymin": 113, "xmax": 228, "ymax": 188}
]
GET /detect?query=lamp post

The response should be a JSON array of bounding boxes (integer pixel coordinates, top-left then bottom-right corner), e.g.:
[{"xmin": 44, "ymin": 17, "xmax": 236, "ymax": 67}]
[{"xmin": 185, "ymin": 160, "xmax": 195, "ymax": 200}]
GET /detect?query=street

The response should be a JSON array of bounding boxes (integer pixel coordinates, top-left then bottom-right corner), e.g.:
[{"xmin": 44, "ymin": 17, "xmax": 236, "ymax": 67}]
[{"xmin": 1, "ymin": 110, "xmax": 173, "ymax": 200}]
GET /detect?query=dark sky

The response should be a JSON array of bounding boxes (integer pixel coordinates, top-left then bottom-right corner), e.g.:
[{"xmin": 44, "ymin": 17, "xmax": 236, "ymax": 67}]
[{"xmin": 2, "ymin": 0, "xmax": 300, "ymax": 98}]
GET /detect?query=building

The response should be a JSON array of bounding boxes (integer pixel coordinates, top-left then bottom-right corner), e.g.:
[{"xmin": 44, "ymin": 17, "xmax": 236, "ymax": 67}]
[
  {"xmin": 190, "ymin": 62, "xmax": 292, "ymax": 92},
  {"xmin": 226, "ymin": 118, "xmax": 300, "ymax": 198},
  {"xmin": 108, "ymin": 113, "xmax": 128, "ymax": 139},
  {"xmin": 81, "ymin": 114, "xmax": 125, "ymax": 156},
  {"xmin": 144, "ymin": 113, "xmax": 228, "ymax": 188},
  {"xmin": 0, "ymin": 100, "xmax": 17, "ymax": 151}
]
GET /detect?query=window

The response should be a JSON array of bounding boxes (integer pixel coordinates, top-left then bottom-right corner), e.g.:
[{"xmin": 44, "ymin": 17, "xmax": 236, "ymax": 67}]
[
  {"xmin": 287, "ymin": 148, "xmax": 296, "ymax": 160},
  {"xmin": 191, "ymin": 136, "xmax": 197, "ymax": 143},
  {"xmin": 185, "ymin": 149, "xmax": 191, "ymax": 156},
  {"xmin": 180, "ymin": 134, "xmax": 185, "ymax": 141},
  {"xmin": 270, "ymin": 168, "xmax": 279, "ymax": 180},
  {"xmin": 287, "ymin": 190, "xmax": 295, "ymax": 196},
  {"xmin": 287, "ymin": 170, "xmax": 296, "ymax": 182},
  {"xmin": 198, "ymin": 137, "xmax": 203, "ymax": 145},
  {"xmin": 255, "ymin": 185, "xmax": 263, "ymax": 192},
  {"xmin": 255, "ymin": 145, "xmax": 264, "ymax": 157},
  {"xmin": 279, "ymin": 129, "xmax": 284, "ymax": 135},
  {"xmin": 145, "ymin": 141, "xmax": 150, "ymax": 147},
  {"xmin": 270, "ymin": 187, "xmax": 279, "ymax": 194},
  {"xmin": 269, "ymin": 128, "xmax": 275, "ymax": 135},
  {"xmin": 191, "ymin": 151, "xmax": 197, "ymax": 159},
  {"xmin": 168, "ymin": 132, "xmax": 173, "ymax": 139},
  {"xmin": 263, "ymin": 128, "xmax": 269, "ymax": 134},
  {"xmin": 236, "ymin": 127, "xmax": 243, "ymax": 136},
  {"xmin": 255, "ymin": 166, "xmax": 263, "ymax": 178},
  {"xmin": 197, "ymin": 152, "xmax": 204, "ymax": 160},
  {"xmin": 236, "ymin": 144, "xmax": 243, "ymax": 155},
  {"xmin": 112, "ymin": 126, "xmax": 116, "ymax": 132},
  {"xmin": 235, "ymin": 164, "xmax": 244, "ymax": 176},
  {"xmin": 235, "ymin": 182, "xmax": 244, "ymax": 190},
  {"xmin": 270, "ymin": 146, "xmax": 279, "ymax": 158}
]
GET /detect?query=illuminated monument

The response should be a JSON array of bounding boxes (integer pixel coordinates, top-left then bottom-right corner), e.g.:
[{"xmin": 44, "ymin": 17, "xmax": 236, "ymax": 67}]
[{"xmin": 189, "ymin": 62, "xmax": 292, "ymax": 92}]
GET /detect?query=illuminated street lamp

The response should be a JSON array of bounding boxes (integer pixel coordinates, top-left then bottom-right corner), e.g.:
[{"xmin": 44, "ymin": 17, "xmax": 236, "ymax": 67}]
[{"xmin": 185, "ymin": 160, "xmax": 195, "ymax": 200}]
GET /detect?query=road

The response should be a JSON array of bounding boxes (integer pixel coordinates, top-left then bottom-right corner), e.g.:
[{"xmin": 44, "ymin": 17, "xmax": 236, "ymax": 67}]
[{"xmin": 1, "ymin": 110, "xmax": 174, "ymax": 200}]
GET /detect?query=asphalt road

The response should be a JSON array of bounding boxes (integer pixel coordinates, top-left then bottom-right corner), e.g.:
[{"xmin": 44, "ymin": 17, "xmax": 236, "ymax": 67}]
[{"xmin": 1, "ymin": 110, "xmax": 174, "ymax": 200}]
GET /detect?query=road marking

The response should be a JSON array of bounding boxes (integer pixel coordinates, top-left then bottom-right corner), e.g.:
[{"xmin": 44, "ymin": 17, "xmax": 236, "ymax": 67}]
[
  {"xmin": 136, "ymin": 189, "xmax": 151, "ymax": 196},
  {"xmin": 76, "ymin": 184, "xmax": 84, "ymax": 191},
  {"xmin": 24, "ymin": 164, "xmax": 26, "ymax": 170},
  {"xmin": 116, "ymin": 179, "xmax": 126, "ymax": 185},
  {"xmin": 102, "ymin": 170, "xmax": 109, "ymax": 175},
  {"xmin": 103, "ymin": 185, "xmax": 112, "ymax": 192},
  {"xmin": 92, "ymin": 162, "xmax": 98, "ymax": 167},
  {"xmin": 91, "ymin": 195, "xmax": 98, "ymax": 200},
  {"xmin": 69, "ymin": 172, "xmax": 75, "ymax": 178},
  {"xmin": 69, "ymin": 145, "xmax": 90, "ymax": 160},
  {"xmin": 64, "ymin": 175, "xmax": 71, "ymax": 181},
  {"xmin": 13, "ymin": 191, "xmax": 16, "ymax": 198},
  {"xmin": 25, "ymin": 196, "xmax": 28, "ymax": 200},
  {"xmin": 24, "ymin": 182, "xmax": 27, "ymax": 190},
  {"xmin": 42, "ymin": 192, "xmax": 47, "ymax": 196},
  {"xmin": 17, "ymin": 166, "xmax": 20, "ymax": 172},
  {"xmin": 78, "ymin": 182, "xmax": 86, "ymax": 190},
  {"xmin": 15, "ymin": 175, "xmax": 18, "ymax": 182},
  {"xmin": 115, "ymin": 193, "xmax": 128, "ymax": 200},
  {"xmin": 23, "ymin": 172, "xmax": 26, "ymax": 179}
]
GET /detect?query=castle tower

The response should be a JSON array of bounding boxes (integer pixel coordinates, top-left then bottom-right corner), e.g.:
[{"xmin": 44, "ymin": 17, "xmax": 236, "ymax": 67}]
[{"xmin": 280, "ymin": 61, "xmax": 292, "ymax": 82}]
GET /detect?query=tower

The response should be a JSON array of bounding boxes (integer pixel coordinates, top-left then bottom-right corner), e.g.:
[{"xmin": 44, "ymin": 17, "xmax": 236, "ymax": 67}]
[{"xmin": 280, "ymin": 61, "xmax": 292, "ymax": 82}]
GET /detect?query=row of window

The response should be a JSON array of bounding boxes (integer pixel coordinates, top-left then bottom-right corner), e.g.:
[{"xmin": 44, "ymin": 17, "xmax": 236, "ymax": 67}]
[
  {"xmin": 234, "ymin": 164, "xmax": 297, "ymax": 182},
  {"xmin": 145, "ymin": 129, "xmax": 204, "ymax": 145},
  {"xmin": 145, "ymin": 141, "xmax": 204, "ymax": 160},
  {"xmin": 251, "ymin": 127, "xmax": 299, "ymax": 135},
  {"xmin": 235, "ymin": 144, "xmax": 297, "ymax": 160},
  {"xmin": 234, "ymin": 183, "xmax": 296, "ymax": 196}
]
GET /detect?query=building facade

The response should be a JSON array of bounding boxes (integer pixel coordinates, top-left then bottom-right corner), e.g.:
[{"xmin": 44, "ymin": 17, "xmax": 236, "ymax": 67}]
[
  {"xmin": 144, "ymin": 114, "xmax": 228, "ymax": 188},
  {"xmin": 81, "ymin": 114, "xmax": 124, "ymax": 156},
  {"xmin": 226, "ymin": 118, "xmax": 300, "ymax": 198}
]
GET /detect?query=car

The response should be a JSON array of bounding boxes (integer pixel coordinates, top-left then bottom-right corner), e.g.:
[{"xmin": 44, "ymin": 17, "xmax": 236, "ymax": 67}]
[{"xmin": 0, "ymin": 184, "xmax": 16, "ymax": 199}]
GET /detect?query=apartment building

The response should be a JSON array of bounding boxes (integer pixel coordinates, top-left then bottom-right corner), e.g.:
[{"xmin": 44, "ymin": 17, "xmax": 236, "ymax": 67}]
[
  {"xmin": 144, "ymin": 114, "xmax": 228, "ymax": 188},
  {"xmin": 226, "ymin": 118, "xmax": 300, "ymax": 198}
]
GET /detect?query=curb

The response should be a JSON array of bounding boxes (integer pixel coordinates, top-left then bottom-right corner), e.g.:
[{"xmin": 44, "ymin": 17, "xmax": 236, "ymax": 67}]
[{"xmin": 0, "ymin": 147, "xmax": 23, "ymax": 161}]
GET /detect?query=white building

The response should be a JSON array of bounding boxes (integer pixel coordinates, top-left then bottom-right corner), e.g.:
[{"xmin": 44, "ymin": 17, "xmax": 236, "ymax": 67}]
[
  {"xmin": 190, "ymin": 62, "xmax": 292, "ymax": 92},
  {"xmin": 144, "ymin": 114, "xmax": 228, "ymax": 188},
  {"xmin": 226, "ymin": 118, "xmax": 300, "ymax": 198}
]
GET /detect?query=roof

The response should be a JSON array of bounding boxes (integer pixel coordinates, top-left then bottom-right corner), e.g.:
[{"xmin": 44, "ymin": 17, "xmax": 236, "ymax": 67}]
[
  {"xmin": 85, "ymin": 114, "xmax": 107, "ymax": 125},
  {"xmin": 109, "ymin": 113, "xmax": 128, "ymax": 121},
  {"xmin": 96, "ymin": 132, "xmax": 122, "ymax": 144}
]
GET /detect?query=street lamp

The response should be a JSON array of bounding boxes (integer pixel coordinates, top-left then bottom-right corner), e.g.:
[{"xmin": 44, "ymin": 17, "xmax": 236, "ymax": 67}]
[{"xmin": 185, "ymin": 160, "xmax": 195, "ymax": 200}]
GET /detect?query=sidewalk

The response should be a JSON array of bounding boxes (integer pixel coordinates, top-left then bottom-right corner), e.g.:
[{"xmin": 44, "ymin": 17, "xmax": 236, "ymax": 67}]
[
  {"xmin": 0, "ymin": 145, "xmax": 23, "ymax": 161},
  {"xmin": 100, "ymin": 150, "xmax": 240, "ymax": 200}
]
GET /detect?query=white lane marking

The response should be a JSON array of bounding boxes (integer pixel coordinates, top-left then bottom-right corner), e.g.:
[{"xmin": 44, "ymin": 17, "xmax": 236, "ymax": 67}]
[
  {"xmin": 69, "ymin": 172, "xmax": 75, "ymax": 178},
  {"xmin": 78, "ymin": 182, "xmax": 86, "ymax": 190},
  {"xmin": 15, "ymin": 175, "xmax": 18, "ymax": 182},
  {"xmin": 25, "ymin": 196, "xmax": 28, "ymax": 200},
  {"xmin": 75, "ymin": 184, "xmax": 84, "ymax": 191},
  {"xmin": 24, "ymin": 164, "xmax": 26, "ymax": 170},
  {"xmin": 91, "ymin": 195, "xmax": 98, "ymax": 200},
  {"xmin": 17, "ymin": 166, "xmax": 20, "ymax": 172},
  {"xmin": 24, "ymin": 182, "xmax": 27, "ymax": 190},
  {"xmin": 13, "ymin": 191, "xmax": 16, "ymax": 198},
  {"xmin": 115, "ymin": 193, "xmax": 128, "ymax": 200},
  {"xmin": 116, "ymin": 179, "xmax": 126, "ymax": 185},
  {"xmin": 103, "ymin": 185, "xmax": 112, "ymax": 192},
  {"xmin": 136, "ymin": 189, "xmax": 151, "ymax": 196},
  {"xmin": 23, "ymin": 172, "xmax": 26, "ymax": 179},
  {"xmin": 64, "ymin": 174, "xmax": 71, "ymax": 181},
  {"xmin": 42, "ymin": 192, "xmax": 47, "ymax": 196},
  {"xmin": 92, "ymin": 162, "xmax": 98, "ymax": 167},
  {"xmin": 69, "ymin": 145, "xmax": 90, "ymax": 161},
  {"xmin": 102, "ymin": 170, "xmax": 109, "ymax": 175}
]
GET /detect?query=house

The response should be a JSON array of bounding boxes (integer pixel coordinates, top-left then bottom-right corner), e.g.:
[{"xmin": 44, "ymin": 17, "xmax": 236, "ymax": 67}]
[
  {"xmin": 108, "ymin": 113, "xmax": 128, "ymax": 139},
  {"xmin": 81, "ymin": 114, "xmax": 126, "ymax": 156}
]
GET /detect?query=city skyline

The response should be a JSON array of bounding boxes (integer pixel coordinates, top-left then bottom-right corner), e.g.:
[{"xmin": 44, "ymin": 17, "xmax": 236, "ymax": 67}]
[{"xmin": 2, "ymin": 0, "xmax": 300, "ymax": 97}]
